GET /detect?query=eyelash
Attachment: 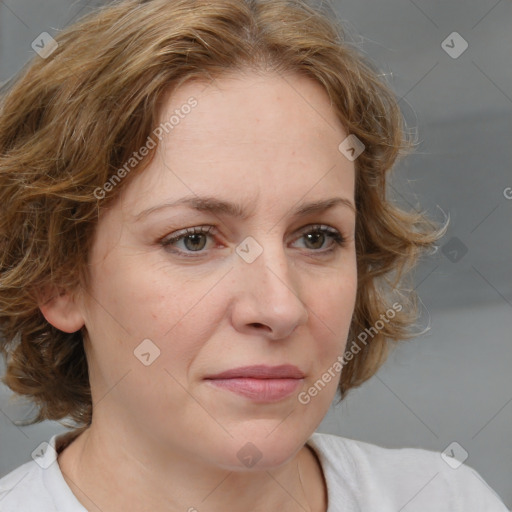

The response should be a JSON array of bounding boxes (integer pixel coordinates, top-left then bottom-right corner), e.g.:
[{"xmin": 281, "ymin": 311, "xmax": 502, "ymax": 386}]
[{"xmin": 159, "ymin": 224, "xmax": 346, "ymax": 258}]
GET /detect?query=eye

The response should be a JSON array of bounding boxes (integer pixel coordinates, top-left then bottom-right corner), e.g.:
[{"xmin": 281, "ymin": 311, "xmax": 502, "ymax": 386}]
[
  {"xmin": 159, "ymin": 224, "xmax": 346, "ymax": 257},
  {"xmin": 291, "ymin": 224, "xmax": 346, "ymax": 254},
  {"xmin": 160, "ymin": 226, "xmax": 216, "ymax": 255}
]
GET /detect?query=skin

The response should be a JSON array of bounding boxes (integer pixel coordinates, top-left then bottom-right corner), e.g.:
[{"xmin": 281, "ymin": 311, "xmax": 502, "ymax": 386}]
[{"xmin": 41, "ymin": 69, "xmax": 357, "ymax": 512}]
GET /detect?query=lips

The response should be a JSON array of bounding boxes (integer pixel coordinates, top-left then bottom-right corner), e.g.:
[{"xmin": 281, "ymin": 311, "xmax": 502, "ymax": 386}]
[
  {"xmin": 204, "ymin": 365, "xmax": 305, "ymax": 402},
  {"xmin": 204, "ymin": 364, "xmax": 305, "ymax": 380}
]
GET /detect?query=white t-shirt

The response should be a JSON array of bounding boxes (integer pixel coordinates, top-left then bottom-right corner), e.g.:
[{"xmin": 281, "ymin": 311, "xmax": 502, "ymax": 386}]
[{"xmin": 0, "ymin": 431, "xmax": 508, "ymax": 511}]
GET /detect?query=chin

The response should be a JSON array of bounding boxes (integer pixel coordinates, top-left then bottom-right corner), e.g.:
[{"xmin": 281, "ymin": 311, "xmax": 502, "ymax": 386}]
[{"xmin": 208, "ymin": 430, "xmax": 307, "ymax": 472}]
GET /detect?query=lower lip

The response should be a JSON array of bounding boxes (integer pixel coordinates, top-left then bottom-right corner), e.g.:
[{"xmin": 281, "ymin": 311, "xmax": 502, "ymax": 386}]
[{"xmin": 205, "ymin": 378, "xmax": 303, "ymax": 402}]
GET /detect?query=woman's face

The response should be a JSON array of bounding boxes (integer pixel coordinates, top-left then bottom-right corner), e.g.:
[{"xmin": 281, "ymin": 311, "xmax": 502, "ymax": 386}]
[{"xmin": 76, "ymin": 70, "xmax": 357, "ymax": 469}]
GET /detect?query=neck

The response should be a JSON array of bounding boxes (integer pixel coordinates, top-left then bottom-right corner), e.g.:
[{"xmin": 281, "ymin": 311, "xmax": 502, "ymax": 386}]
[{"xmin": 57, "ymin": 422, "xmax": 327, "ymax": 512}]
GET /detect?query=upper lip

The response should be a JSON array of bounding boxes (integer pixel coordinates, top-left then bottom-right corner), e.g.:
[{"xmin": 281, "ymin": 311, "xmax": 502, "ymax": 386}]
[{"xmin": 205, "ymin": 364, "xmax": 305, "ymax": 380}]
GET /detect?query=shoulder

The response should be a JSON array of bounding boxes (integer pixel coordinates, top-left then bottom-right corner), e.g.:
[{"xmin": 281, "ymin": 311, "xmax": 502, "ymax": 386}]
[
  {"xmin": 0, "ymin": 458, "xmax": 55, "ymax": 511},
  {"xmin": 0, "ymin": 434, "xmax": 85, "ymax": 512},
  {"xmin": 307, "ymin": 432, "xmax": 508, "ymax": 511}
]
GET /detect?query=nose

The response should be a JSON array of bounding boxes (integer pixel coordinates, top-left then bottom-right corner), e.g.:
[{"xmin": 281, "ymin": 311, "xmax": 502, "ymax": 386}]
[{"xmin": 229, "ymin": 238, "xmax": 309, "ymax": 340}]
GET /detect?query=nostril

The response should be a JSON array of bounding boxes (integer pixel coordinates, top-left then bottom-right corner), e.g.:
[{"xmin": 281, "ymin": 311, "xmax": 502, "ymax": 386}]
[{"xmin": 250, "ymin": 323, "xmax": 272, "ymax": 332}]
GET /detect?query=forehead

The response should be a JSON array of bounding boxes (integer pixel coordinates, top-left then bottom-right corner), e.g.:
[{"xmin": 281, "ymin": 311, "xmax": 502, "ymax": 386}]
[
  {"xmin": 158, "ymin": 70, "xmax": 344, "ymax": 147},
  {"xmin": 120, "ymin": 70, "xmax": 355, "ymax": 216}
]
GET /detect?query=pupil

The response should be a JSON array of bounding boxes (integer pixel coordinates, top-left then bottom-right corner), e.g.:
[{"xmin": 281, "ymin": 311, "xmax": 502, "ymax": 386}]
[
  {"xmin": 307, "ymin": 232, "xmax": 323, "ymax": 249},
  {"xmin": 185, "ymin": 234, "xmax": 206, "ymax": 251}
]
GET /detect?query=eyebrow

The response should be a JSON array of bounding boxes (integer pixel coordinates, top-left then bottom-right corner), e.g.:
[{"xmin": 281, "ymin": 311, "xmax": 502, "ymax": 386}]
[{"xmin": 133, "ymin": 195, "xmax": 356, "ymax": 222}]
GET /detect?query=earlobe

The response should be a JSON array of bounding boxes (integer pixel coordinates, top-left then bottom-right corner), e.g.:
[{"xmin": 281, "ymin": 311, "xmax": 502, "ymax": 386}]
[{"xmin": 38, "ymin": 288, "xmax": 85, "ymax": 334}]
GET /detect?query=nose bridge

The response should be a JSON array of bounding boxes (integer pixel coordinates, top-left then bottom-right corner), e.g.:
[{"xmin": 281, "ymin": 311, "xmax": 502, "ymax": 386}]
[
  {"xmin": 231, "ymin": 231, "xmax": 309, "ymax": 335},
  {"xmin": 239, "ymin": 232, "xmax": 294, "ymax": 295}
]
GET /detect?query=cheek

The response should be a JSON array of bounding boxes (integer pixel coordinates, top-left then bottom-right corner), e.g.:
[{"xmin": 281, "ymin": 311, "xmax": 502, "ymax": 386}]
[
  {"xmin": 85, "ymin": 245, "xmax": 229, "ymax": 372},
  {"xmin": 304, "ymin": 271, "xmax": 357, "ymax": 402},
  {"xmin": 314, "ymin": 271, "xmax": 357, "ymax": 342},
  {"xmin": 87, "ymin": 255, "xmax": 184, "ymax": 335},
  {"xmin": 301, "ymin": 281, "xmax": 356, "ymax": 413},
  {"xmin": 82, "ymin": 264, "xmax": 214, "ymax": 417}
]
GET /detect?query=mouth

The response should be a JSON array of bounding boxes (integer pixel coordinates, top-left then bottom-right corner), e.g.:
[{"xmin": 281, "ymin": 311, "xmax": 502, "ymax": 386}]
[{"xmin": 204, "ymin": 364, "xmax": 305, "ymax": 402}]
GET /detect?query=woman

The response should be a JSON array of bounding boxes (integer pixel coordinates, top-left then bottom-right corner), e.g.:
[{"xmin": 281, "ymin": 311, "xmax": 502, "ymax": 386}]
[{"xmin": 0, "ymin": 0, "xmax": 508, "ymax": 510}]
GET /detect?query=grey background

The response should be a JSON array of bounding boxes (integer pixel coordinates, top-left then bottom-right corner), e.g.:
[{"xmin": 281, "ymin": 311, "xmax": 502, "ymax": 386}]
[{"xmin": 1, "ymin": 0, "xmax": 511, "ymax": 508}]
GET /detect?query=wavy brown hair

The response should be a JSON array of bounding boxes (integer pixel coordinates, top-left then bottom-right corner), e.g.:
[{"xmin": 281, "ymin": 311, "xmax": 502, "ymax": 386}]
[{"xmin": 0, "ymin": 0, "xmax": 446, "ymax": 429}]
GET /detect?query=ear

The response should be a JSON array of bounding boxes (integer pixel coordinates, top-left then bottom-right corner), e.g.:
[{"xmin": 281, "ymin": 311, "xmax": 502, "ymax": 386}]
[{"xmin": 38, "ymin": 286, "xmax": 85, "ymax": 334}]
